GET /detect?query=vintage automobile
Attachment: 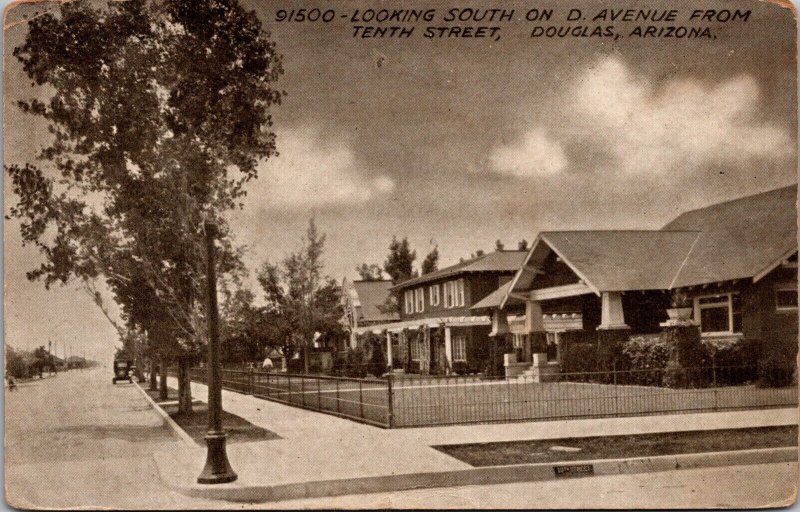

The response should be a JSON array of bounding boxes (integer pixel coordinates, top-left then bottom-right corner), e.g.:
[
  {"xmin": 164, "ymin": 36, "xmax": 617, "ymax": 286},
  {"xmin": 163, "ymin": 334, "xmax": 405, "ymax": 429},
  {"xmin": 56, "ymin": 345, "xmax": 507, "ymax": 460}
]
[{"xmin": 112, "ymin": 360, "xmax": 133, "ymax": 384}]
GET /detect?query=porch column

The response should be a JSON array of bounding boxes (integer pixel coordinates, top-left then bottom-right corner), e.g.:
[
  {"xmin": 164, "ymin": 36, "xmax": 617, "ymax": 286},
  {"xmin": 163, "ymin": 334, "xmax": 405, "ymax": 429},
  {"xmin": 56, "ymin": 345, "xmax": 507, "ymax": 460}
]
[
  {"xmin": 489, "ymin": 309, "xmax": 510, "ymax": 337},
  {"xmin": 524, "ymin": 300, "xmax": 546, "ymax": 362},
  {"xmin": 598, "ymin": 292, "xmax": 630, "ymax": 330},
  {"xmin": 444, "ymin": 326, "xmax": 453, "ymax": 367},
  {"xmin": 385, "ymin": 331, "xmax": 393, "ymax": 367}
]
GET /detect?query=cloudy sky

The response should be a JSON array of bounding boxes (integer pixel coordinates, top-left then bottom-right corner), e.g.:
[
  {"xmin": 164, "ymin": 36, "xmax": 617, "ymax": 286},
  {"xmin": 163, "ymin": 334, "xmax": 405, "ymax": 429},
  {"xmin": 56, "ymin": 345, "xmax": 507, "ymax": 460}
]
[{"xmin": 3, "ymin": 0, "xmax": 797, "ymax": 359}]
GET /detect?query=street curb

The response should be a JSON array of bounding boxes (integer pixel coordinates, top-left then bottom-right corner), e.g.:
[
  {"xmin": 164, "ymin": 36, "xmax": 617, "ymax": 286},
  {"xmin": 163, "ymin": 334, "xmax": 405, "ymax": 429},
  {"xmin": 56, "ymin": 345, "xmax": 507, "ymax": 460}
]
[
  {"xmin": 158, "ymin": 446, "xmax": 798, "ymax": 503},
  {"xmin": 133, "ymin": 381, "xmax": 198, "ymax": 448}
]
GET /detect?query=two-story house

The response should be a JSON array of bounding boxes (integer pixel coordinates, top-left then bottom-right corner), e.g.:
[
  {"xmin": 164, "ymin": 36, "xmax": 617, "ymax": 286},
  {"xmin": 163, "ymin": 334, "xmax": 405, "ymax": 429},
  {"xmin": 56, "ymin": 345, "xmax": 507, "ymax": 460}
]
[{"xmin": 352, "ymin": 250, "xmax": 527, "ymax": 372}]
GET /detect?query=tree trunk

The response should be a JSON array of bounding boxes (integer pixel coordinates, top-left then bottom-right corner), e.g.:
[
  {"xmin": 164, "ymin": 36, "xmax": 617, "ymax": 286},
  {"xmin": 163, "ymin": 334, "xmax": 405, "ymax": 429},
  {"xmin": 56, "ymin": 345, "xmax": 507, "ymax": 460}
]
[
  {"xmin": 149, "ymin": 359, "xmax": 158, "ymax": 391},
  {"xmin": 159, "ymin": 355, "xmax": 168, "ymax": 400},
  {"xmin": 177, "ymin": 357, "xmax": 193, "ymax": 414}
]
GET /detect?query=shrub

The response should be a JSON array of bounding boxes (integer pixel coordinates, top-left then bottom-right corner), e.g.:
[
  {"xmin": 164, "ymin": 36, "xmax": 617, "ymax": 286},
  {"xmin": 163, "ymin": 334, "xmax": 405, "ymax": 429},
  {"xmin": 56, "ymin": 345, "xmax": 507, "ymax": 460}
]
[
  {"xmin": 663, "ymin": 325, "xmax": 709, "ymax": 388},
  {"xmin": 623, "ymin": 334, "xmax": 670, "ymax": 386},
  {"xmin": 345, "ymin": 347, "xmax": 367, "ymax": 378},
  {"xmin": 452, "ymin": 361, "xmax": 468, "ymax": 375},
  {"xmin": 703, "ymin": 337, "xmax": 759, "ymax": 384},
  {"xmin": 331, "ymin": 350, "xmax": 347, "ymax": 376},
  {"xmin": 367, "ymin": 337, "xmax": 387, "ymax": 377},
  {"xmin": 758, "ymin": 352, "xmax": 796, "ymax": 387},
  {"xmin": 561, "ymin": 342, "xmax": 597, "ymax": 376},
  {"xmin": 286, "ymin": 357, "xmax": 304, "ymax": 374}
]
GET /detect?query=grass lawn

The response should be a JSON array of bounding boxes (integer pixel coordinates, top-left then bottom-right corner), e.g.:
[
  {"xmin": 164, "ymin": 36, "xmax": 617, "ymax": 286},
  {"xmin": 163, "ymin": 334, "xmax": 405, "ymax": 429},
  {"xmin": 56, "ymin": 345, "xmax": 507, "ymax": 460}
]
[
  {"xmin": 145, "ymin": 386, "xmax": 280, "ymax": 445},
  {"xmin": 208, "ymin": 371, "xmax": 797, "ymax": 428},
  {"xmin": 434, "ymin": 425, "xmax": 798, "ymax": 467}
]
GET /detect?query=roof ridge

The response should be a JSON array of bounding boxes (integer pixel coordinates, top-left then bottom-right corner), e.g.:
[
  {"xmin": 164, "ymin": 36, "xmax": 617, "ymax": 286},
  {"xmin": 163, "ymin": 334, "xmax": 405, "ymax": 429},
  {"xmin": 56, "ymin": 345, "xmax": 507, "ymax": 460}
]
[
  {"xmin": 668, "ymin": 231, "xmax": 703, "ymax": 289},
  {"xmin": 673, "ymin": 183, "xmax": 798, "ymax": 217}
]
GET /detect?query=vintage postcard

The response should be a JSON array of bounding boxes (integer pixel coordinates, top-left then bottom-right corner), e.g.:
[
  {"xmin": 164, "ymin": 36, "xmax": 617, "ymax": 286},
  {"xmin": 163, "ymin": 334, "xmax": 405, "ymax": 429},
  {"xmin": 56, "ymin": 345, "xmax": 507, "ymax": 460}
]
[{"xmin": 3, "ymin": 0, "xmax": 798, "ymax": 508}]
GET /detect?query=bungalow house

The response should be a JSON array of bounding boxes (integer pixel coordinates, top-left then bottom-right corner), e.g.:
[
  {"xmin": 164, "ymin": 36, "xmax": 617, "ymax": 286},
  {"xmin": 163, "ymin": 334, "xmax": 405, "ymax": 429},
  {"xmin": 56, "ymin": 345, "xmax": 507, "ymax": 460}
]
[
  {"xmin": 351, "ymin": 250, "xmax": 527, "ymax": 373},
  {"xmin": 483, "ymin": 184, "xmax": 798, "ymax": 379},
  {"xmin": 341, "ymin": 278, "xmax": 399, "ymax": 349}
]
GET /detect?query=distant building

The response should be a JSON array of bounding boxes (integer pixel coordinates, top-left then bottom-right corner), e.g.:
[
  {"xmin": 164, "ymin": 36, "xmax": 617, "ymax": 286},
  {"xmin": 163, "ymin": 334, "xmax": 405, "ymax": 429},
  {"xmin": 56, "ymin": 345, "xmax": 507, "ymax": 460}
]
[
  {"xmin": 352, "ymin": 250, "xmax": 527, "ymax": 373},
  {"xmin": 341, "ymin": 279, "xmax": 399, "ymax": 349}
]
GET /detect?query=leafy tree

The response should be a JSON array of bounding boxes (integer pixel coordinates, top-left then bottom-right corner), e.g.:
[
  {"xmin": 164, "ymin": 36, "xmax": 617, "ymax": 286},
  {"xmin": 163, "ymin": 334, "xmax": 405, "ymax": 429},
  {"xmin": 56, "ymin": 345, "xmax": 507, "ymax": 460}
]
[
  {"xmin": 6, "ymin": 0, "xmax": 283, "ymax": 412},
  {"xmin": 518, "ymin": 239, "xmax": 529, "ymax": 251},
  {"xmin": 384, "ymin": 236, "xmax": 417, "ymax": 283},
  {"xmin": 470, "ymin": 249, "xmax": 486, "ymax": 259},
  {"xmin": 355, "ymin": 263, "xmax": 384, "ymax": 281},
  {"xmin": 257, "ymin": 219, "xmax": 343, "ymax": 372},
  {"xmin": 421, "ymin": 247, "xmax": 439, "ymax": 275}
]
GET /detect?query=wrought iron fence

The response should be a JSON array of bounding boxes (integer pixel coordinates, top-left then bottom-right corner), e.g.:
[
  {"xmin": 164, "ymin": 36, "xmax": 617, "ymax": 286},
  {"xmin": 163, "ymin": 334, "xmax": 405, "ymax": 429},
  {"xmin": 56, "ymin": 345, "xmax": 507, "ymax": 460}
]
[
  {"xmin": 188, "ymin": 367, "xmax": 392, "ymax": 427},
  {"xmin": 183, "ymin": 365, "xmax": 796, "ymax": 428},
  {"xmin": 390, "ymin": 365, "xmax": 796, "ymax": 427}
]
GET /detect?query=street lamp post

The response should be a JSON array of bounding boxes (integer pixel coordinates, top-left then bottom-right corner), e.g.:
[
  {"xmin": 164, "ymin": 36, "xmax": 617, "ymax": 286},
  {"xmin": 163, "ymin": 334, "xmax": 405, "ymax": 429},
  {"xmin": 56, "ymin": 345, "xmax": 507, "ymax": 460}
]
[{"xmin": 197, "ymin": 221, "xmax": 237, "ymax": 484}]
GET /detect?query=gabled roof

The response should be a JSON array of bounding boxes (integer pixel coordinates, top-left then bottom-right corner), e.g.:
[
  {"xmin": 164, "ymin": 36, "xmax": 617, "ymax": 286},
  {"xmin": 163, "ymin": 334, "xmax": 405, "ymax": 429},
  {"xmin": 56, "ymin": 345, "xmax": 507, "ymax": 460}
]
[
  {"xmin": 539, "ymin": 230, "xmax": 701, "ymax": 292},
  {"xmin": 471, "ymin": 280, "xmax": 522, "ymax": 310},
  {"xmin": 392, "ymin": 250, "xmax": 527, "ymax": 290},
  {"xmin": 502, "ymin": 184, "xmax": 797, "ymax": 304},
  {"xmin": 663, "ymin": 184, "xmax": 797, "ymax": 287},
  {"xmin": 346, "ymin": 280, "xmax": 399, "ymax": 323}
]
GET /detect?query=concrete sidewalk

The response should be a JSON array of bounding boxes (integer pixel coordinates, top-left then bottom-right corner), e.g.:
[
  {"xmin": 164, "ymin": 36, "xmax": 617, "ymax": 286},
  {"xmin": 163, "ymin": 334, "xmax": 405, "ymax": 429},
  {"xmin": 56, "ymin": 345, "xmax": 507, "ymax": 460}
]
[{"xmin": 153, "ymin": 376, "xmax": 797, "ymax": 503}]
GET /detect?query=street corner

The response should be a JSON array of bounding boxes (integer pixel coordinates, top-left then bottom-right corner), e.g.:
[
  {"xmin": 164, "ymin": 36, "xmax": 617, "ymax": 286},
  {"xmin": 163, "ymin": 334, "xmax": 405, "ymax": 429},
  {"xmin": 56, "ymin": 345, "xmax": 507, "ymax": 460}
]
[{"xmin": 151, "ymin": 446, "xmax": 208, "ymax": 492}]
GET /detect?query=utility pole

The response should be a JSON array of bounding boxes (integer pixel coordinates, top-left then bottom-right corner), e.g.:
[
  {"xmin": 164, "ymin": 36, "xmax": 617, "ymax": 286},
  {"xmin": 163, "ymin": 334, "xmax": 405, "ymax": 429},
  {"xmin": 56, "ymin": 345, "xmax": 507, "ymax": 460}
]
[{"xmin": 197, "ymin": 221, "xmax": 237, "ymax": 484}]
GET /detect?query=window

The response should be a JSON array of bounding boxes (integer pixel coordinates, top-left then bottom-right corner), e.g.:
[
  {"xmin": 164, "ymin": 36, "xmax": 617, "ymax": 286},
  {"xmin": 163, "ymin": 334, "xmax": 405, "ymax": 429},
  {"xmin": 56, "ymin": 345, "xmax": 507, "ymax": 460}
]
[
  {"xmin": 453, "ymin": 335, "xmax": 467, "ymax": 361},
  {"xmin": 414, "ymin": 288, "xmax": 425, "ymax": 313},
  {"xmin": 404, "ymin": 290, "xmax": 414, "ymax": 314},
  {"xmin": 444, "ymin": 281, "xmax": 454, "ymax": 308},
  {"xmin": 776, "ymin": 284, "xmax": 798, "ymax": 311},
  {"xmin": 429, "ymin": 285, "xmax": 440, "ymax": 306},
  {"xmin": 410, "ymin": 336, "xmax": 420, "ymax": 360},
  {"xmin": 455, "ymin": 279, "xmax": 465, "ymax": 307},
  {"xmin": 694, "ymin": 293, "xmax": 742, "ymax": 335}
]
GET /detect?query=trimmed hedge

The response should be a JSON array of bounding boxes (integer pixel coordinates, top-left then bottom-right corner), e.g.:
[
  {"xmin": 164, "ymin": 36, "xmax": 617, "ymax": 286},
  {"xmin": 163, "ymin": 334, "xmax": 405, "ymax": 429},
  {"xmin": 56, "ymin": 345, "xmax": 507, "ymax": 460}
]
[{"xmin": 559, "ymin": 328, "xmax": 780, "ymax": 388}]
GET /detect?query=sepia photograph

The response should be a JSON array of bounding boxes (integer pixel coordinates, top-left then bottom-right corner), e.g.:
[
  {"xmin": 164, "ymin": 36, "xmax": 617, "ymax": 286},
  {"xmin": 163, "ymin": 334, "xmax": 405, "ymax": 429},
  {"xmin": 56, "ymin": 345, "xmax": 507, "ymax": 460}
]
[{"xmin": 3, "ymin": 0, "xmax": 798, "ymax": 508}]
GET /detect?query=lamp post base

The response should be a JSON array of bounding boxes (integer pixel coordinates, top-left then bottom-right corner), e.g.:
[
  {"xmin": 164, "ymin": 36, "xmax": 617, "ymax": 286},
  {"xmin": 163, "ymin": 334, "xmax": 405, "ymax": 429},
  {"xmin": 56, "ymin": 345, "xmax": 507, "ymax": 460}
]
[{"xmin": 197, "ymin": 431, "xmax": 237, "ymax": 484}]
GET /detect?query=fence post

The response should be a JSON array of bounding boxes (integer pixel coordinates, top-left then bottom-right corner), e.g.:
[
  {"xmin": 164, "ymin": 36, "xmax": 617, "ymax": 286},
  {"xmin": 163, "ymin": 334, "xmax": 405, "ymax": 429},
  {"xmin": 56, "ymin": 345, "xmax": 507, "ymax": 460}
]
[
  {"xmin": 317, "ymin": 376, "xmax": 322, "ymax": 410},
  {"xmin": 359, "ymin": 380, "xmax": 364, "ymax": 420},
  {"xmin": 288, "ymin": 375, "xmax": 292, "ymax": 403},
  {"xmin": 387, "ymin": 374, "xmax": 394, "ymax": 428},
  {"xmin": 612, "ymin": 360, "xmax": 619, "ymax": 415},
  {"xmin": 248, "ymin": 367, "xmax": 254, "ymax": 395},
  {"xmin": 336, "ymin": 379, "xmax": 341, "ymax": 413},
  {"xmin": 301, "ymin": 376, "xmax": 306, "ymax": 407}
]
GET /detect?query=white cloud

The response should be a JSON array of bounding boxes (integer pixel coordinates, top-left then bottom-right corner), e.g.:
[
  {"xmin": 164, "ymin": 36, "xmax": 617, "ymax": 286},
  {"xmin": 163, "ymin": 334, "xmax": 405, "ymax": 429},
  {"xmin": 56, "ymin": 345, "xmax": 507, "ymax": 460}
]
[
  {"xmin": 250, "ymin": 128, "xmax": 395, "ymax": 209},
  {"xmin": 487, "ymin": 57, "xmax": 792, "ymax": 179},
  {"xmin": 572, "ymin": 57, "xmax": 793, "ymax": 174},
  {"xmin": 488, "ymin": 128, "xmax": 568, "ymax": 177}
]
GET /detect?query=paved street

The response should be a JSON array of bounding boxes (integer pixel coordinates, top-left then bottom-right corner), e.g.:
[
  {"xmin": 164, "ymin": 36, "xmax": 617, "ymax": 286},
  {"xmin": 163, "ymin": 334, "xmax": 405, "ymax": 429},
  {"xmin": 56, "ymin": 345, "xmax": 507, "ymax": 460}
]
[
  {"xmin": 4, "ymin": 368, "xmax": 798, "ymax": 509},
  {"xmin": 4, "ymin": 367, "xmax": 213, "ymax": 509}
]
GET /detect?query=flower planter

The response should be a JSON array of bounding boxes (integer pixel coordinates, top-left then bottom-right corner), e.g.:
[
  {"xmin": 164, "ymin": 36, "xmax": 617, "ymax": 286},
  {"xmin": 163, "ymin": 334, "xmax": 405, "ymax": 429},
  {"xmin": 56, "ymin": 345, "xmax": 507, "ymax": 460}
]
[{"xmin": 666, "ymin": 307, "xmax": 693, "ymax": 320}]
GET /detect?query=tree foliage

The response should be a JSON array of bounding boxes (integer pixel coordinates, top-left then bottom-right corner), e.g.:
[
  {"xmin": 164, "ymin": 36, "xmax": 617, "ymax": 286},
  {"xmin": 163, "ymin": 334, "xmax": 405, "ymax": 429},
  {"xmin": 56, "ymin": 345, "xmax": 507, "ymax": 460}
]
[
  {"xmin": 383, "ymin": 236, "xmax": 417, "ymax": 283},
  {"xmin": 6, "ymin": 0, "xmax": 283, "ymax": 409},
  {"xmin": 256, "ymin": 219, "xmax": 343, "ymax": 366},
  {"xmin": 421, "ymin": 246, "xmax": 439, "ymax": 275},
  {"xmin": 355, "ymin": 263, "xmax": 384, "ymax": 281}
]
